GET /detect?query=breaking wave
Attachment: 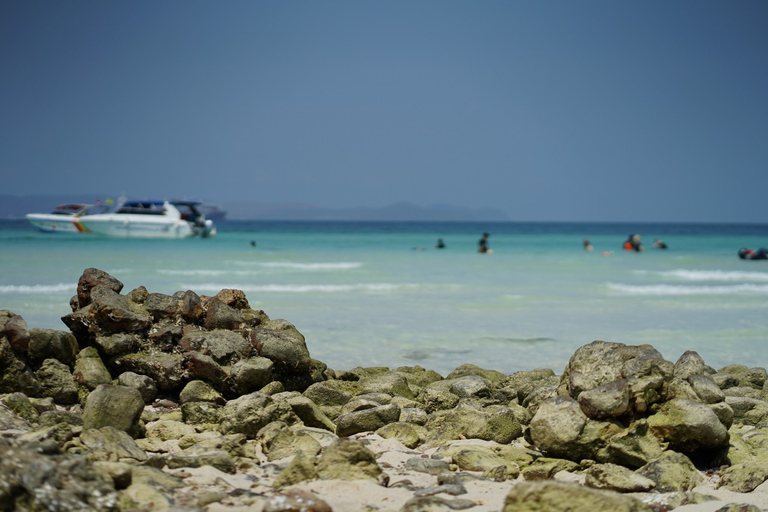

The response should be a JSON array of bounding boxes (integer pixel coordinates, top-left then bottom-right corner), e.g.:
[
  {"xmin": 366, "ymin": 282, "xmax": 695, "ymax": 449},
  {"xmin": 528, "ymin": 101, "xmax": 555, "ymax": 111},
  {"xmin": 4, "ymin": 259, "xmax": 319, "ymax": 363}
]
[
  {"xmin": 183, "ymin": 282, "xmax": 414, "ymax": 293},
  {"xmin": 0, "ymin": 283, "xmax": 73, "ymax": 294},
  {"xmin": 636, "ymin": 269, "xmax": 768, "ymax": 282},
  {"xmin": 607, "ymin": 282, "xmax": 768, "ymax": 296}
]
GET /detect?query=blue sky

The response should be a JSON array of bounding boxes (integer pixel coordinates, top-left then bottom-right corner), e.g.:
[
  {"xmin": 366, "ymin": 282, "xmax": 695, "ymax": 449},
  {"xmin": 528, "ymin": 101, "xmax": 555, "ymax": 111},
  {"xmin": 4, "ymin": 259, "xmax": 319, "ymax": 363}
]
[{"xmin": 1, "ymin": 1, "xmax": 767, "ymax": 222}]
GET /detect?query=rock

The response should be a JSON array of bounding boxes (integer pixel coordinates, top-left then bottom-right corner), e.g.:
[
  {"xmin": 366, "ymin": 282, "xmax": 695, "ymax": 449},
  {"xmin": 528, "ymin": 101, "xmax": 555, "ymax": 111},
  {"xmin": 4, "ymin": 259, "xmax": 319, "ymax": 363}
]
[
  {"xmin": 94, "ymin": 333, "xmax": 139, "ymax": 357},
  {"xmin": 181, "ymin": 401, "xmax": 222, "ymax": 425},
  {"xmin": 179, "ymin": 329, "xmax": 251, "ymax": 365},
  {"xmin": 79, "ymin": 426, "xmax": 148, "ymax": 462},
  {"xmin": 185, "ymin": 351, "xmax": 229, "ymax": 390},
  {"xmin": 400, "ymin": 407, "xmax": 428, "ymax": 425},
  {"xmin": 117, "ymin": 371, "xmax": 157, "ymax": 403},
  {"xmin": 559, "ymin": 341, "xmax": 672, "ymax": 415},
  {"xmin": 528, "ymin": 396, "xmax": 587, "ymax": 457},
  {"xmin": 278, "ymin": 393, "xmax": 336, "ymax": 431},
  {"xmin": 401, "ymin": 495, "xmax": 478, "ymax": 511},
  {"xmin": 73, "ymin": 346, "xmax": 112, "ymax": 391},
  {"xmin": 647, "ymin": 398, "xmax": 729, "ymax": 453},
  {"xmin": 145, "ymin": 419, "xmax": 198, "ymax": 441},
  {"xmin": 719, "ymin": 459, "xmax": 768, "ymax": 492},
  {"xmin": 689, "ymin": 373, "xmax": 726, "ymax": 404},
  {"xmin": 451, "ymin": 445, "xmax": 520, "ymax": 477},
  {"xmin": 502, "ymin": 368, "xmax": 557, "ymax": 404},
  {"xmin": 111, "ymin": 351, "xmax": 187, "ymax": 393},
  {"xmin": 303, "ymin": 380, "xmax": 354, "ymax": 420},
  {"xmin": 726, "ymin": 396, "xmax": 768, "ymax": 426},
  {"xmin": 447, "ymin": 363, "xmax": 507, "ymax": 384},
  {"xmin": 179, "ymin": 379, "xmax": 225, "ymax": 405},
  {"xmin": 260, "ymin": 421, "xmax": 323, "ymax": 461},
  {"xmin": 0, "ymin": 311, "xmax": 30, "ymax": 353},
  {"xmin": 405, "ymin": 456, "xmax": 451, "ymax": 475},
  {"xmin": 336, "ymin": 403, "xmax": 400, "ymax": 437},
  {"xmin": 205, "ymin": 299, "xmax": 247, "ymax": 330},
  {"xmin": 248, "ymin": 327, "xmax": 313, "ymax": 390},
  {"xmin": 272, "ymin": 451, "xmax": 319, "ymax": 489},
  {"xmin": 263, "ymin": 488, "xmax": 332, "ymax": 512},
  {"xmin": 636, "ymin": 451, "xmax": 703, "ymax": 492},
  {"xmin": 585, "ymin": 463, "xmax": 656, "ymax": 492},
  {"xmin": 360, "ymin": 372, "xmax": 415, "ymax": 399},
  {"xmin": 82, "ymin": 384, "xmax": 145, "ymax": 437},
  {"xmin": 88, "ymin": 287, "xmax": 152, "ymax": 335},
  {"xmin": 377, "ymin": 421, "xmax": 423, "ymax": 448},
  {"xmin": 418, "ymin": 383, "xmax": 461, "ymax": 413},
  {"xmin": 718, "ymin": 365, "xmax": 767, "ymax": 390},
  {"xmin": 424, "ymin": 401, "xmax": 522, "ymax": 445},
  {"xmin": 144, "ymin": 292, "xmax": 179, "ymax": 321},
  {"xmin": 503, "ymin": 480, "xmax": 652, "ymax": 512},
  {"xmin": 76, "ymin": 268, "xmax": 124, "ymax": 308},
  {"xmin": 0, "ymin": 437, "xmax": 120, "ymax": 511},
  {"xmin": 521, "ymin": 457, "xmax": 579, "ymax": 481},
  {"xmin": 166, "ymin": 444, "xmax": 236, "ymax": 473},
  {"xmin": 316, "ymin": 437, "xmax": 383, "ymax": 481},
  {"xmin": 0, "ymin": 338, "xmax": 42, "ymax": 396},
  {"xmin": 27, "ymin": 328, "xmax": 79, "ymax": 369},
  {"xmin": 36, "ymin": 358, "xmax": 78, "ymax": 404},
  {"xmin": 605, "ymin": 419, "xmax": 667, "ymax": 468},
  {"xmin": 231, "ymin": 357, "xmax": 274, "ymax": 395},
  {"xmin": 448, "ymin": 375, "xmax": 494, "ymax": 399},
  {"xmin": 674, "ymin": 350, "xmax": 710, "ymax": 380},
  {"xmin": 577, "ymin": 378, "xmax": 630, "ymax": 419},
  {"xmin": 2, "ymin": 392, "xmax": 39, "ymax": 423},
  {"xmin": 219, "ymin": 392, "xmax": 299, "ymax": 438}
]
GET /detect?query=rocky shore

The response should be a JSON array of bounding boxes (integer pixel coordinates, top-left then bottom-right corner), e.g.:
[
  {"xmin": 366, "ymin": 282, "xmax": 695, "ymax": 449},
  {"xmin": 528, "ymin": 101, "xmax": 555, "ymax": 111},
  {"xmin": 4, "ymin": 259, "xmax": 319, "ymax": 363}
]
[{"xmin": 1, "ymin": 268, "xmax": 768, "ymax": 511}]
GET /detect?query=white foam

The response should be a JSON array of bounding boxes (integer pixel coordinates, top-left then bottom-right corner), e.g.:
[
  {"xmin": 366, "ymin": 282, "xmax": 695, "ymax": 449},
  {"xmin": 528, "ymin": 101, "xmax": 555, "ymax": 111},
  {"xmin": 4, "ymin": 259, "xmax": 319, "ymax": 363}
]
[
  {"xmin": 607, "ymin": 282, "xmax": 768, "ymax": 296},
  {"xmin": 184, "ymin": 282, "xmax": 412, "ymax": 293},
  {"xmin": 259, "ymin": 262, "xmax": 364, "ymax": 271},
  {"xmin": 0, "ymin": 283, "xmax": 73, "ymax": 294},
  {"xmin": 645, "ymin": 269, "xmax": 768, "ymax": 282},
  {"xmin": 157, "ymin": 269, "xmax": 253, "ymax": 277}
]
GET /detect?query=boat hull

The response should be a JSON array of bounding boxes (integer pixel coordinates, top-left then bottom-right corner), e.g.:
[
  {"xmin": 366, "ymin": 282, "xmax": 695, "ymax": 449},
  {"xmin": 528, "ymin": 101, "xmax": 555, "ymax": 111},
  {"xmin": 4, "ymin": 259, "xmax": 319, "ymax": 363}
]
[
  {"xmin": 77, "ymin": 216, "xmax": 195, "ymax": 238},
  {"xmin": 26, "ymin": 213, "xmax": 86, "ymax": 233}
]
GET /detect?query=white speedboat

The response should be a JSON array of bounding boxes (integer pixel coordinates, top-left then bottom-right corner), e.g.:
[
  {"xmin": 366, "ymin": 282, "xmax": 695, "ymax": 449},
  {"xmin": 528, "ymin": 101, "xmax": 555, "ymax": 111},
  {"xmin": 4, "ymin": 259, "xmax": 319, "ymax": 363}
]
[
  {"xmin": 26, "ymin": 203, "xmax": 108, "ymax": 233},
  {"xmin": 76, "ymin": 200, "xmax": 216, "ymax": 239}
]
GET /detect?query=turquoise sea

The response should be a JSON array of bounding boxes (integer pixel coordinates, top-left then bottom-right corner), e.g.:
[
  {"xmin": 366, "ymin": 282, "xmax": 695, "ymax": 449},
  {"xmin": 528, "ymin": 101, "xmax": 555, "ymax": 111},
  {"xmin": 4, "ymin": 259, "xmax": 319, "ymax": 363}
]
[{"xmin": 2, "ymin": 219, "xmax": 768, "ymax": 376}]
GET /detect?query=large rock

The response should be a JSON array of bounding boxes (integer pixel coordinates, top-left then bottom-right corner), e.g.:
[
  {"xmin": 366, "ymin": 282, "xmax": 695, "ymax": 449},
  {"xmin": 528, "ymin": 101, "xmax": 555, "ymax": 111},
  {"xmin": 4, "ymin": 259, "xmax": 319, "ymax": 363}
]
[
  {"xmin": 219, "ymin": 392, "xmax": 299, "ymax": 438},
  {"xmin": 82, "ymin": 384, "xmax": 145, "ymax": 437},
  {"xmin": 248, "ymin": 327, "xmax": 313, "ymax": 390},
  {"xmin": 503, "ymin": 480, "xmax": 652, "ymax": 512},
  {"xmin": 0, "ymin": 437, "xmax": 120, "ymax": 511},
  {"xmin": 647, "ymin": 398, "xmax": 729, "ymax": 453},
  {"xmin": 76, "ymin": 267, "xmax": 124, "ymax": 308},
  {"xmin": 0, "ymin": 338, "xmax": 41, "ymax": 396},
  {"xmin": 315, "ymin": 438, "xmax": 383, "ymax": 481},
  {"xmin": 73, "ymin": 346, "xmax": 112, "ymax": 391},
  {"xmin": 179, "ymin": 329, "xmax": 251, "ymax": 366},
  {"xmin": 36, "ymin": 358, "xmax": 78, "ymax": 404},
  {"xmin": 528, "ymin": 396, "xmax": 587, "ymax": 456},
  {"xmin": 335, "ymin": 403, "xmax": 400, "ymax": 437},
  {"xmin": 111, "ymin": 351, "xmax": 187, "ymax": 393},
  {"xmin": 559, "ymin": 341, "xmax": 673, "ymax": 415},
  {"xmin": 27, "ymin": 328, "xmax": 79, "ymax": 369},
  {"xmin": 0, "ymin": 311, "xmax": 30, "ymax": 353},
  {"xmin": 636, "ymin": 451, "xmax": 703, "ymax": 492},
  {"xmin": 423, "ymin": 401, "xmax": 522, "ymax": 445},
  {"xmin": 88, "ymin": 288, "xmax": 152, "ymax": 335}
]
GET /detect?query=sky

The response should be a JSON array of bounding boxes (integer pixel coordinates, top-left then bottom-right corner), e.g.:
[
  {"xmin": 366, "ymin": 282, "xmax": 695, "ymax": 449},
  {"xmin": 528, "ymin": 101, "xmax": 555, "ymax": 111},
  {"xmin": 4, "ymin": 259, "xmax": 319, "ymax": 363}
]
[{"xmin": 1, "ymin": 1, "xmax": 767, "ymax": 223}]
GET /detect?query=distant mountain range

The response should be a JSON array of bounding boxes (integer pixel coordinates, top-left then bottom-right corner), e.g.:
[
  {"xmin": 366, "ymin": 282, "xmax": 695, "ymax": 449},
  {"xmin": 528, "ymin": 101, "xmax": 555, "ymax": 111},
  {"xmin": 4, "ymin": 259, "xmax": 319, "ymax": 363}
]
[{"xmin": 0, "ymin": 195, "xmax": 510, "ymax": 222}]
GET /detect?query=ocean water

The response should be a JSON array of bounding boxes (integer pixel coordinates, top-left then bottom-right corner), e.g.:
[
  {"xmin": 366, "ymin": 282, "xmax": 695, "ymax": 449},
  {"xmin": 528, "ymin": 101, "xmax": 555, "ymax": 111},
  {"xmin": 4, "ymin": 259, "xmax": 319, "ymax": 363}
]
[{"xmin": 2, "ymin": 219, "xmax": 768, "ymax": 376}]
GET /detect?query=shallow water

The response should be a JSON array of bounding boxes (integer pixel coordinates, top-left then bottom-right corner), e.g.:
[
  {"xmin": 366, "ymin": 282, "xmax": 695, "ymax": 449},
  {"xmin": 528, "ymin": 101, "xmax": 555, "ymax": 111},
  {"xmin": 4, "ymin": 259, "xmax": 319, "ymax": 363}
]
[{"xmin": 2, "ymin": 219, "xmax": 768, "ymax": 375}]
